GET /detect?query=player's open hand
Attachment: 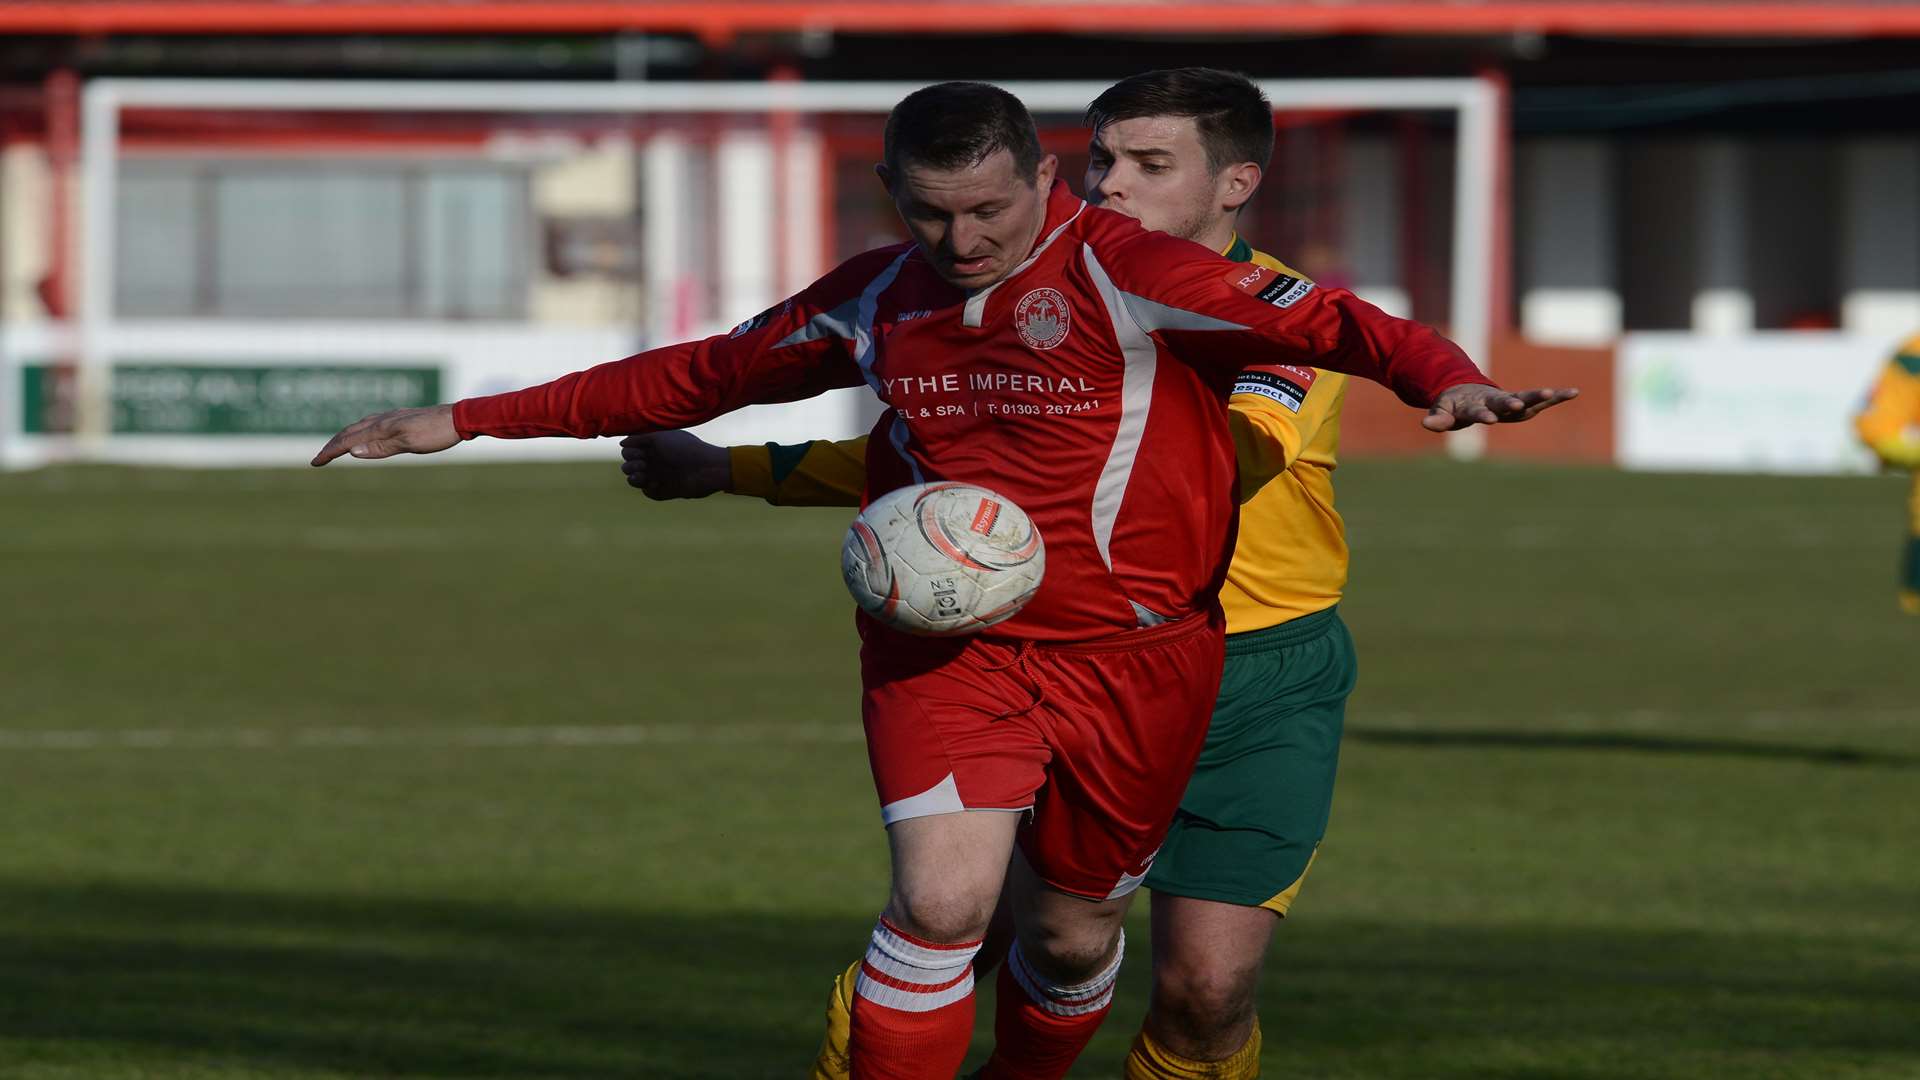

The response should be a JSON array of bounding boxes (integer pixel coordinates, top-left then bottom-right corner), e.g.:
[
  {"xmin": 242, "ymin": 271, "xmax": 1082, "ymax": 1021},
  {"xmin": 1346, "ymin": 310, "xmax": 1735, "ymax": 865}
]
[
  {"xmin": 310, "ymin": 404, "xmax": 460, "ymax": 466},
  {"xmin": 1423, "ymin": 384, "xmax": 1580, "ymax": 432},
  {"xmin": 619, "ymin": 430, "xmax": 732, "ymax": 500}
]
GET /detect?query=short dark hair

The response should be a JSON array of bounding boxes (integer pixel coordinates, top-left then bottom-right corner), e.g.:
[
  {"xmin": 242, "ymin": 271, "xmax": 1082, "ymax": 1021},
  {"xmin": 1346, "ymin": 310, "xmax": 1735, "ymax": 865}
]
[
  {"xmin": 1085, "ymin": 68, "xmax": 1275, "ymax": 175},
  {"xmin": 884, "ymin": 82, "xmax": 1045, "ymax": 182}
]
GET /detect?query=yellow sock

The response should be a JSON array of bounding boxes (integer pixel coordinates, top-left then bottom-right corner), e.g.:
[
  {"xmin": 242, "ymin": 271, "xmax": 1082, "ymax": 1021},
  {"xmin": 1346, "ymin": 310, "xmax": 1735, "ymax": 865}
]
[
  {"xmin": 1123, "ymin": 1021, "xmax": 1261, "ymax": 1079},
  {"xmin": 808, "ymin": 960, "xmax": 859, "ymax": 1080}
]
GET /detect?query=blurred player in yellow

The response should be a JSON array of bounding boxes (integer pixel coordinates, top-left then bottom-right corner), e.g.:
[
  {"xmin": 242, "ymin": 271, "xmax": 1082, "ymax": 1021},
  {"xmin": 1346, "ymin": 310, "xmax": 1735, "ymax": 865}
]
[
  {"xmin": 629, "ymin": 68, "xmax": 1371, "ymax": 1079},
  {"xmin": 1854, "ymin": 332, "xmax": 1920, "ymax": 614}
]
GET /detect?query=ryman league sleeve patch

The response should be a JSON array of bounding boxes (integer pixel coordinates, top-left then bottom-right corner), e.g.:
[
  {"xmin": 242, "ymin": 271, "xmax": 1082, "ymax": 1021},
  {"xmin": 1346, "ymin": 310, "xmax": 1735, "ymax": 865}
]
[
  {"xmin": 1225, "ymin": 264, "xmax": 1316, "ymax": 309},
  {"xmin": 1231, "ymin": 364, "xmax": 1318, "ymax": 412}
]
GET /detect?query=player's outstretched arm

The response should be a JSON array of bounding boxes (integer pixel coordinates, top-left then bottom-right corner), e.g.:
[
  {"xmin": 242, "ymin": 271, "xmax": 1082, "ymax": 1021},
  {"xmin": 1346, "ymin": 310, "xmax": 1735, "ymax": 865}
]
[
  {"xmin": 1103, "ymin": 228, "xmax": 1581, "ymax": 431},
  {"xmin": 621, "ymin": 431, "xmax": 869, "ymax": 507},
  {"xmin": 619, "ymin": 431, "xmax": 731, "ymax": 500},
  {"xmin": 311, "ymin": 405, "xmax": 459, "ymax": 466},
  {"xmin": 312, "ymin": 252, "xmax": 899, "ymax": 470},
  {"xmin": 1422, "ymin": 384, "xmax": 1581, "ymax": 432}
]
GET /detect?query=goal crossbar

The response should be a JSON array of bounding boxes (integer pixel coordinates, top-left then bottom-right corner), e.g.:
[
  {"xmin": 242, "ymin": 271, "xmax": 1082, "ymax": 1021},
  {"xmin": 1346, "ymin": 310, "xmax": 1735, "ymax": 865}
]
[{"xmin": 67, "ymin": 76, "xmax": 1499, "ymax": 455}]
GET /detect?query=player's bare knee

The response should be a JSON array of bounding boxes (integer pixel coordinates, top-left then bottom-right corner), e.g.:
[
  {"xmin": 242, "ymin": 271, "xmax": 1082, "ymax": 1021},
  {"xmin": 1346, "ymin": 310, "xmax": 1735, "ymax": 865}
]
[
  {"xmin": 884, "ymin": 886, "xmax": 997, "ymax": 944},
  {"xmin": 1154, "ymin": 959, "xmax": 1260, "ymax": 1036},
  {"xmin": 1019, "ymin": 918, "xmax": 1123, "ymax": 984}
]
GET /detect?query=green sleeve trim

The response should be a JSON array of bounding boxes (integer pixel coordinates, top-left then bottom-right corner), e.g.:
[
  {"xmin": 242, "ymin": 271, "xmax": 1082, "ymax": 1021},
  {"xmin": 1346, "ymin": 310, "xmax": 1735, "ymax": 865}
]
[
  {"xmin": 1893, "ymin": 353, "xmax": 1920, "ymax": 376},
  {"xmin": 766, "ymin": 441, "xmax": 818, "ymax": 487},
  {"xmin": 1905, "ymin": 537, "xmax": 1920, "ymax": 592}
]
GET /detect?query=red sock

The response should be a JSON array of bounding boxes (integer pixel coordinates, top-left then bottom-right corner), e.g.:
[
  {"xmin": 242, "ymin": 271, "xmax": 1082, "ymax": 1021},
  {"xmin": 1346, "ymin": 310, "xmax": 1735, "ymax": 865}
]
[
  {"xmin": 979, "ymin": 934, "xmax": 1125, "ymax": 1080},
  {"xmin": 848, "ymin": 917, "xmax": 983, "ymax": 1080}
]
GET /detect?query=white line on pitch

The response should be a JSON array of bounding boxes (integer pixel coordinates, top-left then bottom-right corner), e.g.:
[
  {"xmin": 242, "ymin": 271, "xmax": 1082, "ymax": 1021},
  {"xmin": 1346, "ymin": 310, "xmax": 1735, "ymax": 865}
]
[
  {"xmin": 0, "ymin": 723, "xmax": 866, "ymax": 750},
  {"xmin": 1359, "ymin": 708, "xmax": 1920, "ymax": 731},
  {"xmin": 2, "ymin": 710, "xmax": 1915, "ymax": 752}
]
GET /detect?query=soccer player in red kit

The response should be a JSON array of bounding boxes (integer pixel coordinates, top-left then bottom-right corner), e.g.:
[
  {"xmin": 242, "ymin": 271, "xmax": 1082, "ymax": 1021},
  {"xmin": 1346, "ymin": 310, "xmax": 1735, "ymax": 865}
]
[{"xmin": 312, "ymin": 83, "xmax": 1573, "ymax": 1080}]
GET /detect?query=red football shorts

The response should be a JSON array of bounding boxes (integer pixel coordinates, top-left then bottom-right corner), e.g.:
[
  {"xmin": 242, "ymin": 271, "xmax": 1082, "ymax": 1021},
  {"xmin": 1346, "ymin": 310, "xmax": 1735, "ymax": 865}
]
[{"xmin": 858, "ymin": 608, "xmax": 1226, "ymax": 901}]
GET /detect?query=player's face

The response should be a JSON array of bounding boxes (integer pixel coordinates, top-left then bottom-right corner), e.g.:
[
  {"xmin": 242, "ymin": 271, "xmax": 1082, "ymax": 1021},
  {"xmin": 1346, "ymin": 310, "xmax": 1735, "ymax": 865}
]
[
  {"xmin": 1086, "ymin": 116, "xmax": 1236, "ymax": 245},
  {"xmin": 882, "ymin": 149, "xmax": 1060, "ymax": 291}
]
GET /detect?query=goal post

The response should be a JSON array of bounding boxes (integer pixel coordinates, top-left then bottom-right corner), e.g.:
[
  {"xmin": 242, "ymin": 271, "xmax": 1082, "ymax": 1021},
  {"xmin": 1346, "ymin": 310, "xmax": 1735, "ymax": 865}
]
[{"xmin": 24, "ymin": 75, "xmax": 1500, "ymax": 468}]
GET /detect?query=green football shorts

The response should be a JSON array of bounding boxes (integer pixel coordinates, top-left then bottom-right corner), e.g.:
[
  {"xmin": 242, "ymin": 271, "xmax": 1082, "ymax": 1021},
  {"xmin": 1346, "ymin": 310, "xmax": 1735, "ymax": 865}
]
[{"xmin": 1143, "ymin": 604, "xmax": 1355, "ymax": 914}]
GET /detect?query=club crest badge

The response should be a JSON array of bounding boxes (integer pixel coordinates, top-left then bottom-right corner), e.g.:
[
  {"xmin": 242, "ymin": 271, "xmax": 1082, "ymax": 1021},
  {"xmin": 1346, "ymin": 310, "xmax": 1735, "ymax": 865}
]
[{"xmin": 1013, "ymin": 288, "xmax": 1071, "ymax": 350}]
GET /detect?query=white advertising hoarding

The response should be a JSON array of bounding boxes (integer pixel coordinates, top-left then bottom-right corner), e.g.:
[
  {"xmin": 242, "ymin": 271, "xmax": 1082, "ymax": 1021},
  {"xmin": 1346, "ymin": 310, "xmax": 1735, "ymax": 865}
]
[
  {"xmin": 0, "ymin": 320, "xmax": 878, "ymax": 470},
  {"xmin": 1617, "ymin": 332, "xmax": 1890, "ymax": 475}
]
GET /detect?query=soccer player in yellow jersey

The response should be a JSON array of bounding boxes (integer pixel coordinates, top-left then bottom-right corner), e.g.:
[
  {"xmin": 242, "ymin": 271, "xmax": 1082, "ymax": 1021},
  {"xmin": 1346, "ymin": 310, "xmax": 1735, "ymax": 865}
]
[
  {"xmin": 625, "ymin": 68, "xmax": 1402, "ymax": 1079},
  {"xmin": 1854, "ymin": 332, "xmax": 1920, "ymax": 614}
]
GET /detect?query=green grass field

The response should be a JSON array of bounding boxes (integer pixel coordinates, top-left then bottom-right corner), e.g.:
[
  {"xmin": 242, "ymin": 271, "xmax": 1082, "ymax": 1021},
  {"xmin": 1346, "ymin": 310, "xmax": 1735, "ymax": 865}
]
[{"xmin": 2, "ymin": 458, "xmax": 1915, "ymax": 1079}]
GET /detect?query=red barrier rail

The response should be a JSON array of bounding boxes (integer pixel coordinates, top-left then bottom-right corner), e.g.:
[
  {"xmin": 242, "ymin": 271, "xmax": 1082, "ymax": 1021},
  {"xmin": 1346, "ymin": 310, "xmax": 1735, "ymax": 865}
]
[{"xmin": 6, "ymin": 2, "xmax": 1920, "ymax": 40}]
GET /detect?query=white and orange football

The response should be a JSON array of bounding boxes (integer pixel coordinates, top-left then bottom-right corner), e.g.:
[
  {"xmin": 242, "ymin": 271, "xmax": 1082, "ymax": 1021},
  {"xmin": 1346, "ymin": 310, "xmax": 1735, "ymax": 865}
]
[{"xmin": 840, "ymin": 482, "xmax": 1045, "ymax": 636}]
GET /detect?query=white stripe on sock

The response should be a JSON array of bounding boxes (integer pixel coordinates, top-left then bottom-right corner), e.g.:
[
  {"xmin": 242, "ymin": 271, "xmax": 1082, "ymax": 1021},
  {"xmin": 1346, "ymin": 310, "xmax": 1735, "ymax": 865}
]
[
  {"xmin": 871, "ymin": 919, "xmax": 977, "ymax": 973},
  {"xmin": 853, "ymin": 920, "xmax": 982, "ymax": 1014},
  {"xmin": 855, "ymin": 967, "xmax": 977, "ymax": 1013}
]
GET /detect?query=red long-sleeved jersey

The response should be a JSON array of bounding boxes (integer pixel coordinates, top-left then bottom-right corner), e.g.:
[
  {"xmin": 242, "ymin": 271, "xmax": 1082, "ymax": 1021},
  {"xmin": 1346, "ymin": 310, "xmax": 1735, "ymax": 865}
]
[{"xmin": 455, "ymin": 182, "xmax": 1487, "ymax": 642}]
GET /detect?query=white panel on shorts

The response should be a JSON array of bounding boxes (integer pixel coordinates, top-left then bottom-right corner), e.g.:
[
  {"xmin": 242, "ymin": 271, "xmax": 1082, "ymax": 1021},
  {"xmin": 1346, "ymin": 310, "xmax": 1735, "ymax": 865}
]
[
  {"xmin": 877, "ymin": 772, "xmax": 1032, "ymax": 825},
  {"xmin": 1103, "ymin": 847, "xmax": 1161, "ymax": 900},
  {"xmin": 878, "ymin": 772, "xmax": 965, "ymax": 824}
]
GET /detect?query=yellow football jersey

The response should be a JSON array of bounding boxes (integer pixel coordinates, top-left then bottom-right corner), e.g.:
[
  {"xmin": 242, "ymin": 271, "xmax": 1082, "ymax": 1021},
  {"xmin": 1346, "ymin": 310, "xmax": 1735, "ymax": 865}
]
[
  {"xmin": 727, "ymin": 236, "xmax": 1349, "ymax": 636},
  {"xmin": 1215, "ymin": 244, "xmax": 1347, "ymax": 633}
]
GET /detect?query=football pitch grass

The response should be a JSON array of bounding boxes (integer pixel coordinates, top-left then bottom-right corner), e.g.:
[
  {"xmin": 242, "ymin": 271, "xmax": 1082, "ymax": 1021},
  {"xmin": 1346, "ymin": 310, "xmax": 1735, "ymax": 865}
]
[{"xmin": 1, "ymin": 458, "xmax": 1915, "ymax": 1079}]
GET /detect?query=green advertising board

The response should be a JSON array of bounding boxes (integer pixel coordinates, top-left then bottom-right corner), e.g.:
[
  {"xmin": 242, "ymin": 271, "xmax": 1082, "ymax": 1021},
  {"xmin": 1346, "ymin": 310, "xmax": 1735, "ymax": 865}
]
[{"xmin": 21, "ymin": 363, "xmax": 441, "ymax": 436}]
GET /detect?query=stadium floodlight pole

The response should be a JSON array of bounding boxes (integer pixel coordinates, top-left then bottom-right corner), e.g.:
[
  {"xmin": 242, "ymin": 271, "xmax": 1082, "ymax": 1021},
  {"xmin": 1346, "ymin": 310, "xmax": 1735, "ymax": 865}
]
[{"xmin": 73, "ymin": 76, "xmax": 1499, "ymax": 461}]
